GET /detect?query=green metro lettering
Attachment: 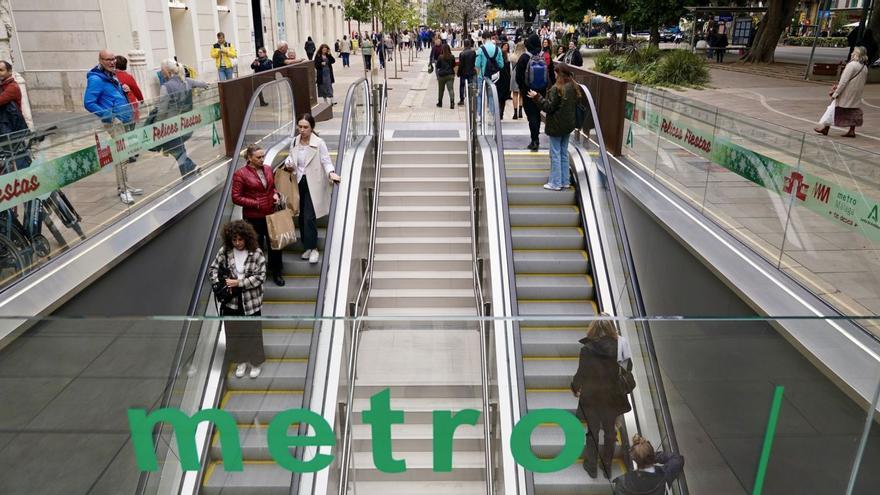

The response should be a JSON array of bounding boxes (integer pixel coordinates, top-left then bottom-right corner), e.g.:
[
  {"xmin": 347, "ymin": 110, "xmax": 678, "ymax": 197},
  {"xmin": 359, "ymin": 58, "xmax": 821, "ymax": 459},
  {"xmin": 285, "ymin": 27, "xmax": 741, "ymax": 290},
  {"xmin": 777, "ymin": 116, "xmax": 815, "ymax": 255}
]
[
  {"xmin": 510, "ymin": 408, "xmax": 584, "ymax": 473},
  {"xmin": 362, "ymin": 388, "xmax": 407, "ymax": 473},
  {"xmin": 128, "ymin": 408, "xmax": 241, "ymax": 472},
  {"xmin": 432, "ymin": 408, "xmax": 481, "ymax": 472},
  {"xmin": 268, "ymin": 408, "xmax": 336, "ymax": 472}
]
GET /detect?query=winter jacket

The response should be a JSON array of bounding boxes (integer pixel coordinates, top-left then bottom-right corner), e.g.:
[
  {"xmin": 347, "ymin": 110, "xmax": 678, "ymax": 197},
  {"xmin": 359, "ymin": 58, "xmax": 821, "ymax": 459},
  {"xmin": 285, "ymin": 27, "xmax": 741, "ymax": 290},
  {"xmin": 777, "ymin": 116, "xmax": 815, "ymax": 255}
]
[
  {"xmin": 83, "ymin": 66, "xmax": 133, "ymax": 124},
  {"xmin": 535, "ymin": 82, "xmax": 578, "ymax": 137},
  {"xmin": 435, "ymin": 55, "xmax": 455, "ymax": 78},
  {"xmin": 834, "ymin": 60, "xmax": 868, "ymax": 109},
  {"xmin": 563, "ymin": 48, "xmax": 584, "ymax": 67},
  {"xmin": 571, "ymin": 335, "xmax": 632, "ymax": 419},
  {"xmin": 476, "ymin": 42, "xmax": 504, "ymax": 78},
  {"xmin": 232, "ymin": 164, "xmax": 277, "ymax": 219},
  {"xmin": 612, "ymin": 452, "xmax": 685, "ymax": 495},
  {"xmin": 209, "ymin": 247, "xmax": 267, "ymax": 316},
  {"xmin": 458, "ymin": 49, "xmax": 476, "ymax": 78},
  {"xmin": 251, "ymin": 56, "xmax": 273, "ymax": 73},
  {"xmin": 210, "ymin": 42, "xmax": 237, "ymax": 68},
  {"xmin": 0, "ymin": 75, "xmax": 23, "ymax": 113}
]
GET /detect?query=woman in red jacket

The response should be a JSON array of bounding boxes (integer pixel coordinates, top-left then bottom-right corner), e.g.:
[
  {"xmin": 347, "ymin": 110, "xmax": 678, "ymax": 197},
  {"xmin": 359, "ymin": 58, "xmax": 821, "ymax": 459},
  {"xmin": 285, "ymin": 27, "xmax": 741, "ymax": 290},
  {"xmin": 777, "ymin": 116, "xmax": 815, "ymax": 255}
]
[{"xmin": 231, "ymin": 144, "xmax": 285, "ymax": 286}]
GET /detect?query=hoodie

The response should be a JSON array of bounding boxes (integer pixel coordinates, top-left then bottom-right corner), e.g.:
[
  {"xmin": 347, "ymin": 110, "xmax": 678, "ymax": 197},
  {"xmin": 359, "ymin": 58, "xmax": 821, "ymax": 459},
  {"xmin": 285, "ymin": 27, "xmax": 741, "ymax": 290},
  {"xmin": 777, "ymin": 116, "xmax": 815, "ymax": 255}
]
[{"xmin": 612, "ymin": 451, "xmax": 685, "ymax": 495}]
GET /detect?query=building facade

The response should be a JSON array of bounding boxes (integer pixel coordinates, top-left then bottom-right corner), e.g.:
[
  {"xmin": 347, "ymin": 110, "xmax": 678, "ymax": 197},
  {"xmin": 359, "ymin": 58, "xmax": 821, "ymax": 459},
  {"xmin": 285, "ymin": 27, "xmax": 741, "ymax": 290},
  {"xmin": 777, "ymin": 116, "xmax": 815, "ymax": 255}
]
[{"xmin": 5, "ymin": 0, "xmax": 346, "ymax": 113}]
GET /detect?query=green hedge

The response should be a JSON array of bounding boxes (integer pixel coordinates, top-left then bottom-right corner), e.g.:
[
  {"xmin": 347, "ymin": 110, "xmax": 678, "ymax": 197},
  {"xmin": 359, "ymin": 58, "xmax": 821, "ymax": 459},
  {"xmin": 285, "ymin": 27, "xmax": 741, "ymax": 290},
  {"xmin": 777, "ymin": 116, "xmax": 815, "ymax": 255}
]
[
  {"xmin": 783, "ymin": 36, "xmax": 848, "ymax": 48},
  {"xmin": 596, "ymin": 47, "xmax": 709, "ymax": 88}
]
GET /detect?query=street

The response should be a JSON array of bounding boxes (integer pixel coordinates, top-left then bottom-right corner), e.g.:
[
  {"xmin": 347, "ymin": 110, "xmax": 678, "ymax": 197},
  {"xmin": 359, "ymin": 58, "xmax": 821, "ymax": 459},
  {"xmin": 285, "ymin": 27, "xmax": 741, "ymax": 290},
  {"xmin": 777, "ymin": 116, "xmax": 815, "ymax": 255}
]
[{"xmin": 773, "ymin": 45, "xmax": 850, "ymax": 64}]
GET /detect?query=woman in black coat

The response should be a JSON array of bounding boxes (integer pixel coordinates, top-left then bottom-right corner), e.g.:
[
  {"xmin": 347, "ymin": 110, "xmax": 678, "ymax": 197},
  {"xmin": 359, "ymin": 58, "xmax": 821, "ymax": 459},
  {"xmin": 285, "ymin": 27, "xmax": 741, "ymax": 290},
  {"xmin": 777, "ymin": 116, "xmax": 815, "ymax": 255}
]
[
  {"xmin": 571, "ymin": 319, "xmax": 632, "ymax": 479},
  {"xmin": 315, "ymin": 44, "xmax": 336, "ymax": 104},
  {"xmin": 496, "ymin": 42, "xmax": 512, "ymax": 119},
  {"xmin": 251, "ymin": 47, "xmax": 273, "ymax": 106},
  {"xmin": 304, "ymin": 36, "xmax": 316, "ymax": 60}
]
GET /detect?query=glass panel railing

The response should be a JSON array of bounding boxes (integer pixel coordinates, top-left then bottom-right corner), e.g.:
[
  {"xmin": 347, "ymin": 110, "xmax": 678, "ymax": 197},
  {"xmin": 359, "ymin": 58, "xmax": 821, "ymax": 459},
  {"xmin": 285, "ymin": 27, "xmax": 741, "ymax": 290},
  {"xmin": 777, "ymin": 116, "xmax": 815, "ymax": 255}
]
[
  {"xmin": 623, "ymin": 85, "xmax": 880, "ymax": 326},
  {"xmin": 0, "ymin": 315, "xmax": 877, "ymax": 495},
  {"xmin": 0, "ymin": 86, "xmax": 224, "ymax": 289}
]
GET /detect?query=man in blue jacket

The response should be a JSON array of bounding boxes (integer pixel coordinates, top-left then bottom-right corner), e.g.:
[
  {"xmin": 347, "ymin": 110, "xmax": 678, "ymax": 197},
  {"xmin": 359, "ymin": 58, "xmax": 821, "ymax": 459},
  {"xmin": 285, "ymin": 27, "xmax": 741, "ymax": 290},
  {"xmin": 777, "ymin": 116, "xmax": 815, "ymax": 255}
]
[{"xmin": 84, "ymin": 50, "xmax": 141, "ymax": 204}]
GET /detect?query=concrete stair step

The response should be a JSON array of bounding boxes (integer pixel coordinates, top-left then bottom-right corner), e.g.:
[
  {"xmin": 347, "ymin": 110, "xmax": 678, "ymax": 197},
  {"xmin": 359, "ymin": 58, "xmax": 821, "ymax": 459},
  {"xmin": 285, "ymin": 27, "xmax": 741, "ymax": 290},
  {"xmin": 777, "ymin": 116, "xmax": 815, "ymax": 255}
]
[
  {"xmin": 352, "ymin": 423, "xmax": 484, "ymax": 451},
  {"xmin": 374, "ymin": 237, "xmax": 471, "ymax": 255},
  {"xmin": 523, "ymin": 357, "xmax": 580, "ymax": 389},
  {"xmin": 378, "ymin": 191, "xmax": 470, "ymax": 206},
  {"xmin": 377, "ymin": 206, "xmax": 470, "ymax": 222},
  {"xmin": 376, "ymin": 220, "xmax": 471, "ymax": 237},
  {"xmin": 513, "ymin": 250, "xmax": 590, "ymax": 274},
  {"xmin": 220, "ymin": 390, "xmax": 304, "ymax": 423},
  {"xmin": 201, "ymin": 461, "xmax": 292, "ymax": 495},
  {"xmin": 224, "ymin": 358, "xmax": 307, "ymax": 391},
  {"xmin": 383, "ymin": 139, "xmax": 466, "ymax": 152},
  {"xmin": 365, "ymin": 305, "xmax": 479, "ymax": 318},
  {"xmin": 373, "ymin": 253, "xmax": 472, "ymax": 271},
  {"xmin": 372, "ymin": 270, "xmax": 473, "ymax": 289},
  {"xmin": 512, "ymin": 227, "xmax": 585, "ymax": 250},
  {"xmin": 382, "ymin": 163, "xmax": 470, "ymax": 177},
  {"xmin": 345, "ymin": 481, "xmax": 486, "ymax": 495},
  {"xmin": 510, "ymin": 205, "xmax": 581, "ymax": 227},
  {"xmin": 351, "ymin": 451, "xmax": 485, "ymax": 481},
  {"xmin": 351, "ymin": 397, "xmax": 484, "ymax": 424},
  {"xmin": 380, "ymin": 176, "xmax": 469, "ymax": 192},
  {"xmin": 369, "ymin": 288, "xmax": 476, "ymax": 308},
  {"xmin": 516, "ymin": 274, "xmax": 594, "ymax": 300},
  {"xmin": 382, "ymin": 150, "xmax": 468, "ymax": 165}
]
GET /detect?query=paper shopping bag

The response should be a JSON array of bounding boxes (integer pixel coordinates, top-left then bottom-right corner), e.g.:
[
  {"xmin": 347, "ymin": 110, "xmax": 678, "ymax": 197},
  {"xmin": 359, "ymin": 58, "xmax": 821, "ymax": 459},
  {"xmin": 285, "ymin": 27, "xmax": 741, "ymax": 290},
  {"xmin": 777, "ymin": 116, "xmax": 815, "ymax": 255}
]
[{"xmin": 266, "ymin": 209, "xmax": 297, "ymax": 250}]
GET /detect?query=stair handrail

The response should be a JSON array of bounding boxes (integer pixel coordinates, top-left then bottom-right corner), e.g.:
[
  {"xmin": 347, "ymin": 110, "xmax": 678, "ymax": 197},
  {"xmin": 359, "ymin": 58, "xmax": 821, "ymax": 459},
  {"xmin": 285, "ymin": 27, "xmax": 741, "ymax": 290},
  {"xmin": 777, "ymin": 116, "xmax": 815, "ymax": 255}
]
[
  {"xmin": 576, "ymin": 82, "xmax": 688, "ymax": 495},
  {"xmin": 335, "ymin": 80, "xmax": 386, "ymax": 495}
]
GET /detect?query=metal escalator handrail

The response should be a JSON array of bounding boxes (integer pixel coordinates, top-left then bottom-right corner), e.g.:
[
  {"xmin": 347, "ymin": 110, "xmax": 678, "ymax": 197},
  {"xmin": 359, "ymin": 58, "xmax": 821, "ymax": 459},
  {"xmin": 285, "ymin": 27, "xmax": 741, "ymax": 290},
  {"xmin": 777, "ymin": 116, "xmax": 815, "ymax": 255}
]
[
  {"xmin": 335, "ymin": 81, "xmax": 385, "ymax": 495},
  {"xmin": 576, "ymin": 83, "xmax": 688, "ymax": 494},
  {"xmin": 137, "ymin": 79, "xmax": 296, "ymax": 495},
  {"xmin": 465, "ymin": 77, "xmax": 494, "ymax": 495},
  {"xmin": 290, "ymin": 77, "xmax": 371, "ymax": 495}
]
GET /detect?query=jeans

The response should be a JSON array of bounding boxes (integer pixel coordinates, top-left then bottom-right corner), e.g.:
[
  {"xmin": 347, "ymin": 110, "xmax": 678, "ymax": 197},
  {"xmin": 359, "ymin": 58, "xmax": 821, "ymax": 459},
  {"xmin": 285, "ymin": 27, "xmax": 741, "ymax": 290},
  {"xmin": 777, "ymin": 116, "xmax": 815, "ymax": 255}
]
[
  {"xmin": 363, "ymin": 55, "xmax": 372, "ymax": 70},
  {"xmin": 437, "ymin": 75, "xmax": 454, "ymax": 105},
  {"xmin": 458, "ymin": 75, "xmax": 473, "ymax": 102},
  {"xmin": 218, "ymin": 67, "xmax": 234, "ymax": 81},
  {"xmin": 548, "ymin": 133, "xmax": 571, "ymax": 188},
  {"xmin": 169, "ymin": 143, "xmax": 196, "ymax": 176},
  {"xmin": 341, "ymin": 52, "xmax": 350, "ymax": 66}
]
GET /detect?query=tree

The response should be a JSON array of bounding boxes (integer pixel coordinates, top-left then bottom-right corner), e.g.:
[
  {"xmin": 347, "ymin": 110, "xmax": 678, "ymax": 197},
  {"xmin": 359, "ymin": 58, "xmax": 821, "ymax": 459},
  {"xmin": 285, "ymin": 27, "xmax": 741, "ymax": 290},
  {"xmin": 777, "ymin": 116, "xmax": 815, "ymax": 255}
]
[
  {"xmin": 489, "ymin": 0, "xmax": 540, "ymax": 25},
  {"xmin": 623, "ymin": 0, "xmax": 688, "ymax": 46},
  {"xmin": 539, "ymin": 0, "xmax": 590, "ymax": 25},
  {"xmin": 742, "ymin": 0, "xmax": 799, "ymax": 63},
  {"xmin": 344, "ymin": 0, "xmax": 372, "ymax": 34}
]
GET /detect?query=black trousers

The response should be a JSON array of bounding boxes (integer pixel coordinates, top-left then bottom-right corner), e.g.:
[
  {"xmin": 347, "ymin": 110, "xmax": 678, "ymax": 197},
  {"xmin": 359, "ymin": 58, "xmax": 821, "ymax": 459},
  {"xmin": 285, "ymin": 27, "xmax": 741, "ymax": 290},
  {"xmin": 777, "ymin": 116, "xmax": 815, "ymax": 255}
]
[
  {"xmin": 715, "ymin": 49, "xmax": 725, "ymax": 63},
  {"xmin": 459, "ymin": 75, "xmax": 473, "ymax": 102},
  {"xmin": 245, "ymin": 217, "xmax": 282, "ymax": 275},
  {"xmin": 523, "ymin": 96, "xmax": 542, "ymax": 143},
  {"xmin": 298, "ymin": 177, "xmax": 319, "ymax": 250},
  {"xmin": 581, "ymin": 405, "xmax": 617, "ymax": 476}
]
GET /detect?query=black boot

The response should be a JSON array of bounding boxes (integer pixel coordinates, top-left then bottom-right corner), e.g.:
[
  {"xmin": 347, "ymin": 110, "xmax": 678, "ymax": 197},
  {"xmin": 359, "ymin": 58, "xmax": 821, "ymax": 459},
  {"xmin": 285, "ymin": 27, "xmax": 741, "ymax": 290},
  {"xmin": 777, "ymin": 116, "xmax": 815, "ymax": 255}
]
[
  {"xmin": 450, "ymin": 101, "xmax": 454, "ymax": 109},
  {"xmin": 436, "ymin": 101, "xmax": 442, "ymax": 108},
  {"xmin": 512, "ymin": 107, "xmax": 518, "ymax": 120}
]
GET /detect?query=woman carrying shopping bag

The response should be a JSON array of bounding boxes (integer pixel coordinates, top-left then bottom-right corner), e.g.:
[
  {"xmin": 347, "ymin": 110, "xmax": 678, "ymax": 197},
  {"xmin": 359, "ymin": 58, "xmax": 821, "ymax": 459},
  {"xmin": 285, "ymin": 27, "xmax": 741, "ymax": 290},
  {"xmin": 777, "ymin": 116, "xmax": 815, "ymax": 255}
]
[
  {"xmin": 283, "ymin": 114, "xmax": 341, "ymax": 264},
  {"xmin": 815, "ymin": 46, "xmax": 869, "ymax": 138}
]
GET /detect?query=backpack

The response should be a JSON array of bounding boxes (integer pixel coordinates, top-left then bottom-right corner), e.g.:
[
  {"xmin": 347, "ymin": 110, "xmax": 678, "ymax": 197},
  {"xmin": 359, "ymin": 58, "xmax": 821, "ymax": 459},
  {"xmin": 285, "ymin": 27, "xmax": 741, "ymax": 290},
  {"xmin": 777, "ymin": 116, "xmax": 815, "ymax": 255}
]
[
  {"xmin": 526, "ymin": 52, "xmax": 548, "ymax": 90},
  {"xmin": 481, "ymin": 45, "xmax": 501, "ymax": 82}
]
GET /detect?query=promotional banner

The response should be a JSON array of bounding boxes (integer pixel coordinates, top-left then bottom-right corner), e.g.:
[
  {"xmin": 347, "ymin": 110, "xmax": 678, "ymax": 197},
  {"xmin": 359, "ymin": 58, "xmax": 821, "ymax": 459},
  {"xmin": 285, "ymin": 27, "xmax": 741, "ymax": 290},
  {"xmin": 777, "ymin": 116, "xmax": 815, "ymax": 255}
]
[
  {"xmin": 0, "ymin": 102, "xmax": 221, "ymax": 210},
  {"xmin": 625, "ymin": 100, "xmax": 880, "ymax": 243}
]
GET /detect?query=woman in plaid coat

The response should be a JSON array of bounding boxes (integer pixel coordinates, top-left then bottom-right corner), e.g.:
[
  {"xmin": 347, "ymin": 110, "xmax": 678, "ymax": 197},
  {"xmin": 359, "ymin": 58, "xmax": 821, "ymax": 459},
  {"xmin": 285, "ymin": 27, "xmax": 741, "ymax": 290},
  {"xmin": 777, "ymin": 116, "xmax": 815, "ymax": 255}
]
[{"xmin": 209, "ymin": 220, "xmax": 267, "ymax": 379}]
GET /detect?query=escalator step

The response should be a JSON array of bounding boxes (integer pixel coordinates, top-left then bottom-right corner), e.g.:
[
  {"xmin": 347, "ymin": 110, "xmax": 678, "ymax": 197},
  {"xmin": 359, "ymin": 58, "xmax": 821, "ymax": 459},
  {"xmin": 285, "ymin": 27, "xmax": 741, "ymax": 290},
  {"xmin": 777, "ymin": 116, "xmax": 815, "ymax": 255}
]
[
  {"xmin": 513, "ymin": 250, "xmax": 590, "ymax": 274},
  {"xmin": 262, "ymin": 329, "xmax": 312, "ymax": 359},
  {"xmin": 507, "ymin": 186, "xmax": 577, "ymax": 205},
  {"xmin": 512, "ymin": 227, "xmax": 584, "ymax": 250},
  {"xmin": 219, "ymin": 390, "xmax": 304, "ymax": 424},
  {"xmin": 510, "ymin": 205, "xmax": 581, "ymax": 227},
  {"xmin": 224, "ymin": 358, "xmax": 307, "ymax": 391},
  {"xmin": 518, "ymin": 300, "xmax": 598, "ymax": 316},
  {"xmin": 516, "ymin": 274, "xmax": 594, "ymax": 300},
  {"xmin": 202, "ymin": 461, "xmax": 292, "ymax": 494}
]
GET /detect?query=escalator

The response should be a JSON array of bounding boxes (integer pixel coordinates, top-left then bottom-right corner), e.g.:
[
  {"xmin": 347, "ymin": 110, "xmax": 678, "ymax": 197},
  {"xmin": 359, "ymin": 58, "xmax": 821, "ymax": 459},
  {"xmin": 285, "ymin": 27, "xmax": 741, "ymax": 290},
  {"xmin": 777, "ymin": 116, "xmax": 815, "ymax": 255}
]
[{"xmin": 478, "ymin": 80, "xmax": 684, "ymax": 494}]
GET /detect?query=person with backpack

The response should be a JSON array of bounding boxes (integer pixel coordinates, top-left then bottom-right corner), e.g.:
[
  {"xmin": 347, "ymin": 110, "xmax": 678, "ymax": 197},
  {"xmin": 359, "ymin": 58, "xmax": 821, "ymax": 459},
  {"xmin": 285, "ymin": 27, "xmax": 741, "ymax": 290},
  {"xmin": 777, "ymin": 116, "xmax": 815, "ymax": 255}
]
[
  {"xmin": 516, "ymin": 34, "xmax": 552, "ymax": 151},
  {"xmin": 612, "ymin": 435, "xmax": 684, "ymax": 495},
  {"xmin": 475, "ymin": 31, "xmax": 504, "ymax": 115}
]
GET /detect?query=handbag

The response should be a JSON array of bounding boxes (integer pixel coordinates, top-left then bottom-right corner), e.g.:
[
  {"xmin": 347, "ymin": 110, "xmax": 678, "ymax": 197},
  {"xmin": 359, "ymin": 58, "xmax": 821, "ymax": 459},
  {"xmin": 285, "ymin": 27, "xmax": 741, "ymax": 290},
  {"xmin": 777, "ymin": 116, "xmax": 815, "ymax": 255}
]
[
  {"xmin": 618, "ymin": 359, "xmax": 636, "ymax": 395},
  {"xmin": 266, "ymin": 206, "xmax": 297, "ymax": 250},
  {"xmin": 427, "ymin": 61, "xmax": 434, "ymax": 74},
  {"xmin": 211, "ymin": 253, "xmax": 239, "ymax": 306}
]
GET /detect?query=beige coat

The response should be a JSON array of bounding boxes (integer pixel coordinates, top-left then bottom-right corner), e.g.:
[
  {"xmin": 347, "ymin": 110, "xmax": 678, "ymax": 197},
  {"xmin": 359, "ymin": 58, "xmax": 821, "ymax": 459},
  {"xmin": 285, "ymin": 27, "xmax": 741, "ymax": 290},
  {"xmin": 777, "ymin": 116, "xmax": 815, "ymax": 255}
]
[
  {"xmin": 833, "ymin": 61, "xmax": 868, "ymax": 109},
  {"xmin": 284, "ymin": 134, "xmax": 335, "ymax": 218}
]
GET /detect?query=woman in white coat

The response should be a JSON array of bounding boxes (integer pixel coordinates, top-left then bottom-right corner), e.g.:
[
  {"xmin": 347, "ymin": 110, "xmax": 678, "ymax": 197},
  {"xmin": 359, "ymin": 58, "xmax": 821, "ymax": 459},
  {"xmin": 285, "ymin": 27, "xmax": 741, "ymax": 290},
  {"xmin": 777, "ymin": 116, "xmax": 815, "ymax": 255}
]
[
  {"xmin": 815, "ymin": 46, "xmax": 869, "ymax": 138},
  {"xmin": 283, "ymin": 114, "xmax": 341, "ymax": 264}
]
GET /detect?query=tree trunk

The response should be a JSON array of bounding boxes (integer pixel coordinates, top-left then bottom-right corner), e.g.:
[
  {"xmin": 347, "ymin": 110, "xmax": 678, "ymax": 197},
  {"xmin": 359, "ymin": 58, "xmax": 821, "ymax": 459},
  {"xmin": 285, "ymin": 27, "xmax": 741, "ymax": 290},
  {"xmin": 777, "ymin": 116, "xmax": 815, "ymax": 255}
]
[
  {"xmin": 870, "ymin": 4, "xmax": 880, "ymax": 57},
  {"xmin": 743, "ymin": 0, "xmax": 800, "ymax": 63}
]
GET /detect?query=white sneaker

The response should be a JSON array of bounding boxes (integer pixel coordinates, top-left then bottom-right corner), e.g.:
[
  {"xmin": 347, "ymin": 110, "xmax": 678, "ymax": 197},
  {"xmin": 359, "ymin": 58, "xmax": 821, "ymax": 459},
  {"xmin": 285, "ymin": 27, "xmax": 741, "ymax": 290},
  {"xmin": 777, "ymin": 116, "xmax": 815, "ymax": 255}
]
[
  {"xmin": 249, "ymin": 365, "xmax": 262, "ymax": 379},
  {"xmin": 308, "ymin": 249, "xmax": 320, "ymax": 264},
  {"xmin": 127, "ymin": 187, "xmax": 144, "ymax": 196},
  {"xmin": 234, "ymin": 363, "xmax": 247, "ymax": 378},
  {"xmin": 301, "ymin": 249, "xmax": 312, "ymax": 260},
  {"xmin": 119, "ymin": 190, "xmax": 134, "ymax": 204},
  {"xmin": 543, "ymin": 183, "xmax": 562, "ymax": 191}
]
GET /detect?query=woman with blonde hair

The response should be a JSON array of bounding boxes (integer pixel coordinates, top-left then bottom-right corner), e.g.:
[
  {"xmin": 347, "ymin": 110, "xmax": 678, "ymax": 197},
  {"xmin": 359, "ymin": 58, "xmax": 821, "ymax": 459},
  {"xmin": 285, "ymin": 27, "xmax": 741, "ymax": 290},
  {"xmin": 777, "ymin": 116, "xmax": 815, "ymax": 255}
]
[
  {"xmin": 815, "ymin": 46, "xmax": 869, "ymax": 138},
  {"xmin": 510, "ymin": 41, "xmax": 526, "ymax": 119},
  {"xmin": 612, "ymin": 435, "xmax": 685, "ymax": 495},
  {"xmin": 570, "ymin": 317, "xmax": 632, "ymax": 479}
]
